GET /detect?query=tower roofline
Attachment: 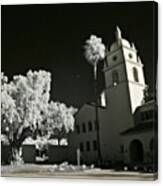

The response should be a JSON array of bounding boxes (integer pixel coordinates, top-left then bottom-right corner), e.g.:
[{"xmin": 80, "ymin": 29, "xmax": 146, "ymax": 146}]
[
  {"xmin": 115, "ymin": 26, "xmax": 122, "ymax": 40},
  {"xmin": 109, "ymin": 26, "xmax": 136, "ymax": 52}
]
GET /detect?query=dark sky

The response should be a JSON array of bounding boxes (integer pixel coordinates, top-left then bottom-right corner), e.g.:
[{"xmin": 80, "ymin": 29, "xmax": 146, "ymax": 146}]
[{"xmin": 1, "ymin": 2, "xmax": 157, "ymax": 108}]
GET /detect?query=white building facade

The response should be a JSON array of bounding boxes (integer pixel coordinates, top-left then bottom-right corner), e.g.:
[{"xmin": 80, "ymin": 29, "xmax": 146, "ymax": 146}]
[{"xmin": 68, "ymin": 27, "xmax": 157, "ymax": 169}]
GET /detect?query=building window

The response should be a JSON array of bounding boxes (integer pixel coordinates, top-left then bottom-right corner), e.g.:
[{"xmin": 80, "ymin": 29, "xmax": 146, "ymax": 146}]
[
  {"xmin": 93, "ymin": 140, "xmax": 97, "ymax": 151},
  {"xmin": 149, "ymin": 110, "xmax": 153, "ymax": 118},
  {"xmin": 82, "ymin": 123, "xmax": 86, "ymax": 133},
  {"xmin": 94, "ymin": 121, "xmax": 97, "ymax": 130},
  {"xmin": 146, "ymin": 111, "xmax": 152, "ymax": 120},
  {"xmin": 76, "ymin": 125, "xmax": 80, "ymax": 134},
  {"xmin": 88, "ymin": 121, "xmax": 92, "ymax": 132},
  {"xmin": 112, "ymin": 70, "xmax": 119, "ymax": 86},
  {"xmin": 145, "ymin": 112, "xmax": 150, "ymax": 120},
  {"xmin": 141, "ymin": 111, "xmax": 153, "ymax": 121},
  {"xmin": 80, "ymin": 142, "xmax": 84, "ymax": 152},
  {"xmin": 133, "ymin": 67, "xmax": 139, "ymax": 82},
  {"xmin": 86, "ymin": 141, "xmax": 90, "ymax": 151}
]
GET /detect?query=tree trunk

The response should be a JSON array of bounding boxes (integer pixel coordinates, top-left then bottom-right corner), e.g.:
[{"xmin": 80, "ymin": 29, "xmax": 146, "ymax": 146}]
[
  {"xmin": 11, "ymin": 144, "xmax": 23, "ymax": 165},
  {"xmin": 8, "ymin": 125, "xmax": 33, "ymax": 164},
  {"xmin": 58, "ymin": 138, "xmax": 61, "ymax": 146}
]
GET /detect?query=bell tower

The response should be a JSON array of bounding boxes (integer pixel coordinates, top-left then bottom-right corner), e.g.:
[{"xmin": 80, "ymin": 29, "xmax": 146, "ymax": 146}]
[
  {"xmin": 104, "ymin": 26, "xmax": 147, "ymax": 113},
  {"xmin": 99, "ymin": 26, "xmax": 147, "ymax": 161}
]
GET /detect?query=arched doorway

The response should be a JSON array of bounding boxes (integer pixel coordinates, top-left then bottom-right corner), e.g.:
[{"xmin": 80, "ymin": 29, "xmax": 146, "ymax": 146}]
[{"xmin": 129, "ymin": 139, "xmax": 144, "ymax": 163}]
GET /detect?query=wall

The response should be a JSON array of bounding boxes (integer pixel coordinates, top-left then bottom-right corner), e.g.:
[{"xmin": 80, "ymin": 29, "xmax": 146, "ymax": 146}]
[
  {"xmin": 22, "ymin": 145, "xmax": 36, "ymax": 163},
  {"xmin": 1, "ymin": 143, "xmax": 12, "ymax": 164},
  {"xmin": 122, "ymin": 130, "xmax": 155, "ymax": 164},
  {"xmin": 48, "ymin": 145, "xmax": 70, "ymax": 164},
  {"xmin": 69, "ymin": 104, "xmax": 99, "ymax": 165}
]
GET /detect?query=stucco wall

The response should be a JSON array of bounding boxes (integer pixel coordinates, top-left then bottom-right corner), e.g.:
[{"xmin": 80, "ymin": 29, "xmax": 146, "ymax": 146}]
[
  {"xmin": 121, "ymin": 130, "xmax": 155, "ymax": 164},
  {"xmin": 48, "ymin": 145, "xmax": 70, "ymax": 163},
  {"xmin": 70, "ymin": 104, "xmax": 99, "ymax": 164},
  {"xmin": 1, "ymin": 143, "xmax": 12, "ymax": 164},
  {"xmin": 99, "ymin": 84, "xmax": 134, "ymax": 163}
]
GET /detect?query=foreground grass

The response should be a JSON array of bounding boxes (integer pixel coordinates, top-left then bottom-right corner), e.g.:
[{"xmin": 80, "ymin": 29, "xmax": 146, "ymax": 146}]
[{"xmin": 1, "ymin": 164, "xmax": 158, "ymax": 181}]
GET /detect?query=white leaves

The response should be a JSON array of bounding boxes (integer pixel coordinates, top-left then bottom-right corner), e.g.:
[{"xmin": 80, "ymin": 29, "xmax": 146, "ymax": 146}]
[
  {"xmin": 12, "ymin": 70, "xmax": 51, "ymax": 130},
  {"xmin": 1, "ymin": 70, "xmax": 77, "ymax": 143},
  {"xmin": 45, "ymin": 101, "xmax": 78, "ymax": 135},
  {"xmin": 1, "ymin": 72, "xmax": 8, "ymax": 84},
  {"xmin": 84, "ymin": 35, "xmax": 106, "ymax": 65},
  {"xmin": 1, "ymin": 134, "xmax": 10, "ymax": 145},
  {"xmin": 1, "ymin": 73, "xmax": 19, "ymax": 126},
  {"xmin": 1, "ymin": 70, "xmax": 52, "ymax": 139}
]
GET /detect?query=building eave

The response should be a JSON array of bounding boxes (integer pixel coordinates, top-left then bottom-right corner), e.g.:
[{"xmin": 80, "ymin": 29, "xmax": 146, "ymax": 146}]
[{"xmin": 120, "ymin": 121, "xmax": 157, "ymax": 136}]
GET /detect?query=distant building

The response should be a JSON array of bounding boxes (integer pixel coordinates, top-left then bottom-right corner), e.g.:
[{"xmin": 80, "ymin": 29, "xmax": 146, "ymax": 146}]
[{"xmin": 68, "ymin": 27, "xmax": 157, "ymax": 170}]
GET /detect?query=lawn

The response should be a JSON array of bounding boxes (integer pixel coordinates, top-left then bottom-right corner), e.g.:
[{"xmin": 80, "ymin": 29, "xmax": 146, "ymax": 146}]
[{"xmin": 1, "ymin": 164, "xmax": 157, "ymax": 180}]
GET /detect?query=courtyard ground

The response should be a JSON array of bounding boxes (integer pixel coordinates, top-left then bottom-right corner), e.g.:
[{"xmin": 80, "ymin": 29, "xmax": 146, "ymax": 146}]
[{"xmin": 1, "ymin": 164, "xmax": 157, "ymax": 180}]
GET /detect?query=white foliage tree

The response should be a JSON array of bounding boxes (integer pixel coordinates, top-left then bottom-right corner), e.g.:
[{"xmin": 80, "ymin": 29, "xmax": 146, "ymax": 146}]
[
  {"xmin": 44, "ymin": 101, "xmax": 77, "ymax": 145},
  {"xmin": 1, "ymin": 70, "xmax": 51, "ymax": 163},
  {"xmin": 1, "ymin": 70, "xmax": 77, "ymax": 163},
  {"xmin": 12, "ymin": 70, "xmax": 51, "ymax": 130},
  {"xmin": 1, "ymin": 73, "xmax": 19, "ymax": 137}
]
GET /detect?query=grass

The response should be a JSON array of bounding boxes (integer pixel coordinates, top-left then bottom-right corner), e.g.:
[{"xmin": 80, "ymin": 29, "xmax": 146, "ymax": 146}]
[{"xmin": 1, "ymin": 164, "xmax": 158, "ymax": 180}]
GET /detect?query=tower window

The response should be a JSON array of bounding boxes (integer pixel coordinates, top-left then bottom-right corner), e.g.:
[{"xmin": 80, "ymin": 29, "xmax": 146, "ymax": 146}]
[
  {"xmin": 128, "ymin": 53, "xmax": 133, "ymax": 59},
  {"xmin": 112, "ymin": 70, "xmax": 119, "ymax": 86},
  {"xmin": 112, "ymin": 55, "xmax": 117, "ymax": 61},
  {"xmin": 133, "ymin": 67, "xmax": 139, "ymax": 82}
]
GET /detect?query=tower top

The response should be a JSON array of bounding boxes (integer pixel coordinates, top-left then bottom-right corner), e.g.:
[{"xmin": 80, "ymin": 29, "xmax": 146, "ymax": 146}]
[
  {"xmin": 115, "ymin": 26, "xmax": 122, "ymax": 40},
  {"xmin": 110, "ymin": 26, "xmax": 132, "ymax": 52}
]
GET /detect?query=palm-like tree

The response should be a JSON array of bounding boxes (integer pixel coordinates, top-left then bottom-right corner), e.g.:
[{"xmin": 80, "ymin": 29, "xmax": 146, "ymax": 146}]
[{"xmin": 84, "ymin": 35, "xmax": 106, "ymax": 166}]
